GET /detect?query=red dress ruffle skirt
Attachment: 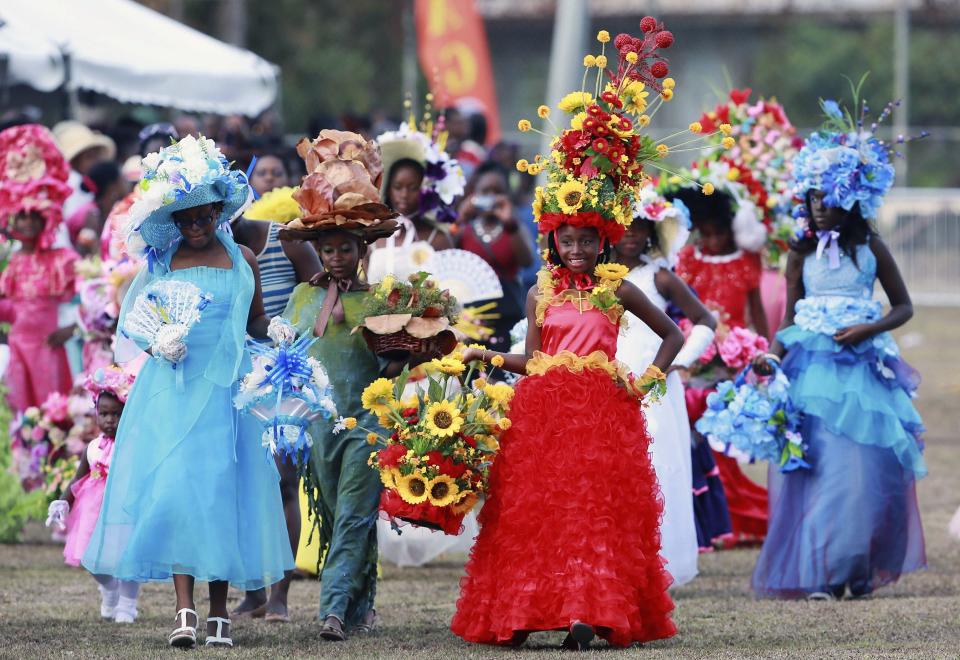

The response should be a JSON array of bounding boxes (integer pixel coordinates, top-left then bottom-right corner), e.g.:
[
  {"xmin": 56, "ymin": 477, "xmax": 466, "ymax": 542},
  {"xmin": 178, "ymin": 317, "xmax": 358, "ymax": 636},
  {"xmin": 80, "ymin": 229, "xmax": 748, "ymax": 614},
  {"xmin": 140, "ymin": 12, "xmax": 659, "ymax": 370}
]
[{"xmin": 450, "ymin": 365, "xmax": 677, "ymax": 647}]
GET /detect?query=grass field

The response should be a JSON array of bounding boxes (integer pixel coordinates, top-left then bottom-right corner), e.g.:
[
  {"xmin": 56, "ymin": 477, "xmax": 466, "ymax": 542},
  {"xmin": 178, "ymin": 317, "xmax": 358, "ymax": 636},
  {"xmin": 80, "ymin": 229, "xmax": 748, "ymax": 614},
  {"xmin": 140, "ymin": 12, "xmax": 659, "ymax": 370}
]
[{"xmin": 1, "ymin": 307, "xmax": 958, "ymax": 658}]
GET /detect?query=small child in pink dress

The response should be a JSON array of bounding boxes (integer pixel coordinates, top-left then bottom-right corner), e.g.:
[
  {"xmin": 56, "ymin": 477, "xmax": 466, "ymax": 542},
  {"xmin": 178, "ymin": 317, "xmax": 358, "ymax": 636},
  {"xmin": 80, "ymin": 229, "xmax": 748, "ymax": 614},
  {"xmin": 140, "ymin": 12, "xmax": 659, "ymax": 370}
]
[
  {"xmin": 0, "ymin": 124, "xmax": 79, "ymax": 414},
  {"xmin": 46, "ymin": 366, "xmax": 140, "ymax": 623}
]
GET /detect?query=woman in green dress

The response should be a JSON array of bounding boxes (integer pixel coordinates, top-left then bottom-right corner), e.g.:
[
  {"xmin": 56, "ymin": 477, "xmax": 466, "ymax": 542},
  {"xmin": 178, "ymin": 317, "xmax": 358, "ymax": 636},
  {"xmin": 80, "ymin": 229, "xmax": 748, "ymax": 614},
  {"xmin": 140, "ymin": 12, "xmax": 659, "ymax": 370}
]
[{"xmin": 278, "ymin": 129, "xmax": 442, "ymax": 640}]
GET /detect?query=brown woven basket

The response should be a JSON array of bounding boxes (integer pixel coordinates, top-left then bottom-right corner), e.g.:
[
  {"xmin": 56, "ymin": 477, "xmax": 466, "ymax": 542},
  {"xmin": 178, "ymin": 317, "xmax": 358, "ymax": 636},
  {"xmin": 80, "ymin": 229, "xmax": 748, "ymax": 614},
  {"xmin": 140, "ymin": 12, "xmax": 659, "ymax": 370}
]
[{"xmin": 361, "ymin": 328, "xmax": 457, "ymax": 360}]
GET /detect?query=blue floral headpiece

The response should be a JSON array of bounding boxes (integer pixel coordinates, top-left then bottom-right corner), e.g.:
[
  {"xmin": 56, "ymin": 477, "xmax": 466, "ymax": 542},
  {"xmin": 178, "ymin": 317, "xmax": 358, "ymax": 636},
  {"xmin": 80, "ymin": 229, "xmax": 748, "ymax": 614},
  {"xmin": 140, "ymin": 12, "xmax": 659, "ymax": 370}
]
[
  {"xmin": 792, "ymin": 76, "xmax": 927, "ymax": 234},
  {"xmin": 125, "ymin": 135, "xmax": 251, "ymax": 259}
]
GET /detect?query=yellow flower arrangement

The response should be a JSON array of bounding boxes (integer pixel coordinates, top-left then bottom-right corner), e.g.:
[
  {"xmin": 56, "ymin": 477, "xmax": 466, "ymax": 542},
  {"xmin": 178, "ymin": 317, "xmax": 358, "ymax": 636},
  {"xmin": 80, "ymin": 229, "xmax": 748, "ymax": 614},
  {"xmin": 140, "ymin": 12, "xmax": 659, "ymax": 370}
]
[
  {"xmin": 663, "ymin": 77, "xmax": 676, "ymax": 90},
  {"xmin": 343, "ymin": 417, "xmax": 357, "ymax": 430},
  {"xmin": 558, "ymin": 91, "xmax": 594, "ymax": 114},
  {"xmin": 721, "ymin": 136, "xmax": 735, "ymax": 150},
  {"xmin": 473, "ymin": 407, "xmax": 496, "ymax": 428},
  {"xmin": 380, "ymin": 468, "xmax": 397, "ymax": 489},
  {"xmin": 396, "ymin": 472, "xmax": 430, "ymax": 505},
  {"xmin": 427, "ymin": 475, "xmax": 460, "ymax": 507},
  {"xmin": 626, "ymin": 51, "xmax": 638, "ymax": 64},
  {"xmin": 517, "ymin": 119, "xmax": 532, "ymax": 132},
  {"xmin": 424, "ymin": 400, "xmax": 464, "ymax": 438},
  {"xmin": 243, "ymin": 186, "xmax": 301, "ymax": 223},
  {"xmin": 516, "ymin": 158, "xmax": 529, "ymax": 172},
  {"xmin": 361, "ymin": 378, "xmax": 395, "ymax": 416},
  {"xmin": 656, "ymin": 144, "xmax": 670, "ymax": 157},
  {"xmin": 482, "ymin": 383, "xmax": 514, "ymax": 409},
  {"xmin": 719, "ymin": 123, "xmax": 733, "ymax": 136},
  {"xmin": 702, "ymin": 182, "xmax": 716, "ymax": 195},
  {"xmin": 366, "ymin": 432, "xmax": 379, "ymax": 445},
  {"xmin": 490, "ymin": 354, "xmax": 505, "ymax": 368},
  {"xmin": 428, "ymin": 356, "xmax": 466, "ymax": 376},
  {"xmin": 638, "ymin": 114, "xmax": 651, "ymax": 127},
  {"xmin": 570, "ymin": 112, "xmax": 586, "ymax": 131},
  {"xmin": 451, "ymin": 491, "xmax": 479, "ymax": 515},
  {"xmin": 594, "ymin": 54, "xmax": 608, "ymax": 68},
  {"xmin": 583, "ymin": 54, "xmax": 596, "ymax": 67},
  {"xmin": 597, "ymin": 30, "xmax": 610, "ymax": 43},
  {"xmin": 497, "ymin": 418, "xmax": 512, "ymax": 431},
  {"xmin": 689, "ymin": 121, "xmax": 703, "ymax": 134},
  {"xmin": 595, "ymin": 263, "xmax": 629, "ymax": 283},
  {"xmin": 556, "ymin": 179, "xmax": 587, "ymax": 214},
  {"xmin": 537, "ymin": 105, "xmax": 551, "ymax": 118},
  {"xmin": 661, "ymin": 88, "xmax": 674, "ymax": 101}
]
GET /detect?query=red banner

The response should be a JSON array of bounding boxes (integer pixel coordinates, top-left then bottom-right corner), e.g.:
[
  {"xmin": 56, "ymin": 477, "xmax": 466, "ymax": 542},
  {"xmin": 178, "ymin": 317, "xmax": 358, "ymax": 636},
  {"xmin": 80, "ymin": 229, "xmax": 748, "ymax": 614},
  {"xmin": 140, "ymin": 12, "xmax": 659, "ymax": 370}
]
[{"xmin": 414, "ymin": 0, "xmax": 501, "ymax": 145}]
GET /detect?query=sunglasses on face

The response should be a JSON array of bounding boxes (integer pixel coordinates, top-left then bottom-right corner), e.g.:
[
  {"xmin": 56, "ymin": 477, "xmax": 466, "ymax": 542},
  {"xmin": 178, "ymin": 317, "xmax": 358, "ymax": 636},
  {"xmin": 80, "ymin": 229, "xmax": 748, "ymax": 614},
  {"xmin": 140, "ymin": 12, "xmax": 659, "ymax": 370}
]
[{"xmin": 173, "ymin": 213, "xmax": 218, "ymax": 230}]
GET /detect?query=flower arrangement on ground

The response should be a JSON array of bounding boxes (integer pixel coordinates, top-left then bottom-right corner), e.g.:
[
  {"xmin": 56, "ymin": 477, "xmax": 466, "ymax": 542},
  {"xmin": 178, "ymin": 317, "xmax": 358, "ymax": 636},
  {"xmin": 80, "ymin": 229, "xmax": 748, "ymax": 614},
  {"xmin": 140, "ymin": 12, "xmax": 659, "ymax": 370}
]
[
  {"xmin": 696, "ymin": 363, "xmax": 808, "ymax": 472},
  {"xmin": 354, "ymin": 355, "xmax": 512, "ymax": 535},
  {"xmin": 356, "ymin": 272, "xmax": 459, "ymax": 359},
  {"xmin": 235, "ymin": 317, "xmax": 337, "ymax": 467}
]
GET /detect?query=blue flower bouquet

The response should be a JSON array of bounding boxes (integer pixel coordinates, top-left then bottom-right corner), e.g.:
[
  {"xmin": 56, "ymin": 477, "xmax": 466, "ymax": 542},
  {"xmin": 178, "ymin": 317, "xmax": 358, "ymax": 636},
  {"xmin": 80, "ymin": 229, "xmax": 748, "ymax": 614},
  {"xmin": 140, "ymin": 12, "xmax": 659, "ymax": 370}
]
[
  {"xmin": 235, "ymin": 318, "xmax": 337, "ymax": 465},
  {"xmin": 696, "ymin": 363, "xmax": 809, "ymax": 473}
]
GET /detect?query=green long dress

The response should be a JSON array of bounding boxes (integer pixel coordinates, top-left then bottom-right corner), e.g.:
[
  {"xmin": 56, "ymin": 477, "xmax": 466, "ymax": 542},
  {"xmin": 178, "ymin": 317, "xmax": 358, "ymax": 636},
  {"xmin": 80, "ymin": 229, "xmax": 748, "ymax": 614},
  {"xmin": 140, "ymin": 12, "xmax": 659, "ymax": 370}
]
[{"xmin": 283, "ymin": 283, "xmax": 384, "ymax": 627}]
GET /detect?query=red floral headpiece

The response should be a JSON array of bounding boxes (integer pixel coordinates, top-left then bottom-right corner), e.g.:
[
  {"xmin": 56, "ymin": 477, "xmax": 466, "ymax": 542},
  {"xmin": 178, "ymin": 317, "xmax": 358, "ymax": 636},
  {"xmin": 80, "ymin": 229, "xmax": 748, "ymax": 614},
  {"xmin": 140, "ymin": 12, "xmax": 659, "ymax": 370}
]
[{"xmin": 519, "ymin": 17, "xmax": 729, "ymax": 245}]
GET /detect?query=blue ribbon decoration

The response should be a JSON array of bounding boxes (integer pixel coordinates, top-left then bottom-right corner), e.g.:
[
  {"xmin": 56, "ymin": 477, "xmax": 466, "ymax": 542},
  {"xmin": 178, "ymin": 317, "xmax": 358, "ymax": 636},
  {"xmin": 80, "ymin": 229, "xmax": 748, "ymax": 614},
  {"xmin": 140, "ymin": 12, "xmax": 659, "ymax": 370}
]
[
  {"xmin": 244, "ymin": 155, "xmax": 261, "ymax": 201},
  {"xmin": 248, "ymin": 333, "xmax": 320, "ymax": 425},
  {"xmin": 269, "ymin": 415, "xmax": 313, "ymax": 466}
]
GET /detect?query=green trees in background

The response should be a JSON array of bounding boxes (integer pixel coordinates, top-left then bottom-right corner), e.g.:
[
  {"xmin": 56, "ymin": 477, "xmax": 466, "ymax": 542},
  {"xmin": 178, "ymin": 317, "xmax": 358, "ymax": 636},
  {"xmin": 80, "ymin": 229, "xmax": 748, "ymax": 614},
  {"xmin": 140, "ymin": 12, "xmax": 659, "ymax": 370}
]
[
  {"xmin": 169, "ymin": 0, "xmax": 404, "ymax": 132},
  {"xmin": 752, "ymin": 17, "xmax": 960, "ymax": 186}
]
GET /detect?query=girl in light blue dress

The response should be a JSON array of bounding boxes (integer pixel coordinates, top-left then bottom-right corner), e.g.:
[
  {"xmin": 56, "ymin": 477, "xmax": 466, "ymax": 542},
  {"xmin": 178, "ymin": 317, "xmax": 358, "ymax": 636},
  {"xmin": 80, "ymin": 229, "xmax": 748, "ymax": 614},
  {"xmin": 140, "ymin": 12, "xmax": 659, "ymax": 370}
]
[
  {"xmin": 83, "ymin": 135, "xmax": 293, "ymax": 648},
  {"xmin": 752, "ymin": 99, "xmax": 926, "ymax": 599}
]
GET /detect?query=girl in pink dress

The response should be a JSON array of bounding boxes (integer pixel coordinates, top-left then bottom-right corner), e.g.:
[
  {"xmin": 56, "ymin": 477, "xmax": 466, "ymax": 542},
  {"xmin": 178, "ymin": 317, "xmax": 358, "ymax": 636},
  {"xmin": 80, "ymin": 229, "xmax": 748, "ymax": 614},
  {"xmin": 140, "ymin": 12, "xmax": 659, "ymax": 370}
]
[
  {"xmin": 0, "ymin": 125, "xmax": 78, "ymax": 414},
  {"xmin": 47, "ymin": 366, "xmax": 140, "ymax": 623}
]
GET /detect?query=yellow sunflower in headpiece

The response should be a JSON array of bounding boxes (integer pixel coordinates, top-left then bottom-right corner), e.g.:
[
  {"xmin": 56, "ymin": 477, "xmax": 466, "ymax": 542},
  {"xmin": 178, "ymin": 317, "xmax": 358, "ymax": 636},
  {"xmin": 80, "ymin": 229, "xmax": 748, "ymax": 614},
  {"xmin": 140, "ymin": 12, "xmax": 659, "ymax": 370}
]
[
  {"xmin": 556, "ymin": 180, "xmax": 587, "ymax": 215},
  {"xmin": 424, "ymin": 400, "xmax": 464, "ymax": 438}
]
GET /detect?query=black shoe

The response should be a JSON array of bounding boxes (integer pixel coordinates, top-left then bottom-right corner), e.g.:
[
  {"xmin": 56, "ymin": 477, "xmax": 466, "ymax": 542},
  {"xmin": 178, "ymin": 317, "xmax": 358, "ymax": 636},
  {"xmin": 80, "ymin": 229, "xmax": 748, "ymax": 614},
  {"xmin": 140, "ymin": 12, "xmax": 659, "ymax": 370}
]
[{"xmin": 561, "ymin": 621, "xmax": 595, "ymax": 651}]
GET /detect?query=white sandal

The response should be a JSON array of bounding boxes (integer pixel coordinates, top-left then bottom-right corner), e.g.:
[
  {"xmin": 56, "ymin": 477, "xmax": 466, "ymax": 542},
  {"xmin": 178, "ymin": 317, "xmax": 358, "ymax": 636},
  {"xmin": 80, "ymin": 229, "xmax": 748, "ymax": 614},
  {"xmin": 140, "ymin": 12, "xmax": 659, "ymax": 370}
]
[
  {"xmin": 168, "ymin": 607, "xmax": 198, "ymax": 648},
  {"xmin": 205, "ymin": 616, "xmax": 233, "ymax": 648}
]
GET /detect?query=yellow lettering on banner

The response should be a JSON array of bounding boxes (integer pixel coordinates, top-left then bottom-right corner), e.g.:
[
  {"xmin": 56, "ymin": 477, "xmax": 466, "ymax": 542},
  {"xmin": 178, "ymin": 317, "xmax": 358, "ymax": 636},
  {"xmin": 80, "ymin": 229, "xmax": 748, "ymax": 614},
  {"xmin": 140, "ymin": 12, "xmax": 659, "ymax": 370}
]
[
  {"xmin": 438, "ymin": 42, "xmax": 477, "ymax": 95},
  {"xmin": 426, "ymin": 0, "xmax": 464, "ymax": 37}
]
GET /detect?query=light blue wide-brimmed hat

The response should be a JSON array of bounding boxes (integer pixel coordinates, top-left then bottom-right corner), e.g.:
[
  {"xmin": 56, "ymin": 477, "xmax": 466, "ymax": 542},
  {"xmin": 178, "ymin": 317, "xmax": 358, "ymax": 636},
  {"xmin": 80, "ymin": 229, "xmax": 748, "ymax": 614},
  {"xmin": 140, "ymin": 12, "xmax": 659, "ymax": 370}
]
[{"xmin": 125, "ymin": 135, "xmax": 251, "ymax": 257}]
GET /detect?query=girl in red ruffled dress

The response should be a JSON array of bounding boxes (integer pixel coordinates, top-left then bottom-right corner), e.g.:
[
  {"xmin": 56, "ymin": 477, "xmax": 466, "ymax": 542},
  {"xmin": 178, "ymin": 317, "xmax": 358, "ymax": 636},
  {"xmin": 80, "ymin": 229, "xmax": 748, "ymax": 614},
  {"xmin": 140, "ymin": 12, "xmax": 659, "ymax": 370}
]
[
  {"xmin": 0, "ymin": 125, "xmax": 78, "ymax": 414},
  {"xmin": 455, "ymin": 221, "xmax": 683, "ymax": 649},
  {"xmin": 670, "ymin": 187, "xmax": 769, "ymax": 545}
]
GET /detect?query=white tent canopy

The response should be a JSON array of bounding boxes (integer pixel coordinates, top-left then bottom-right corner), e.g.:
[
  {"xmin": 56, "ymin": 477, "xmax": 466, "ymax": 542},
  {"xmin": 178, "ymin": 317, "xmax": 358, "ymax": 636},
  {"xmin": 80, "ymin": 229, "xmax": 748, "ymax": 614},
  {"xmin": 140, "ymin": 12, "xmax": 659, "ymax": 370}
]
[
  {"xmin": 0, "ymin": 0, "xmax": 278, "ymax": 116},
  {"xmin": 0, "ymin": 17, "xmax": 65, "ymax": 92}
]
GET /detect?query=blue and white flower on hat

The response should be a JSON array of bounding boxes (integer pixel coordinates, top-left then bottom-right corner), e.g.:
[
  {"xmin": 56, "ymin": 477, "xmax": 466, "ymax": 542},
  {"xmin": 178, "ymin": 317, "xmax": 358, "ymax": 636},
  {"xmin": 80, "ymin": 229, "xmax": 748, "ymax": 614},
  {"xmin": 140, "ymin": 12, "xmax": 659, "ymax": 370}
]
[{"xmin": 125, "ymin": 134, "xmax": 252, "ymax": 258}]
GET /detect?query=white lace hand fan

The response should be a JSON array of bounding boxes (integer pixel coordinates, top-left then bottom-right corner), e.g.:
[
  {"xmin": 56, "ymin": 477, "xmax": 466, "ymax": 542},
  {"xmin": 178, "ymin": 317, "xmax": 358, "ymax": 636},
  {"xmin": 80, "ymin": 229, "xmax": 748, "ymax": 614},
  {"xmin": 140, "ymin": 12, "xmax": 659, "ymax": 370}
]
[
  {"xmin": 122, "ymin": 280, "xmax": 212, "ymax": 364},
  {"xmin": 425, "ymin": 249, "xmax": 503, "ymax": 304}
]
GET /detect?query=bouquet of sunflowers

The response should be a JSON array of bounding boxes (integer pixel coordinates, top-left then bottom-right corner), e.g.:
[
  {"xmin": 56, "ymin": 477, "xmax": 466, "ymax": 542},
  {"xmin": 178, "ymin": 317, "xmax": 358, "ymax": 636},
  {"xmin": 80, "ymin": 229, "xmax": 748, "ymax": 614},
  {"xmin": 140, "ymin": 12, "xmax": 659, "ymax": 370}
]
[{"xmin": 356, "ymin": 354, "xmax": 512, "ymax": 534}]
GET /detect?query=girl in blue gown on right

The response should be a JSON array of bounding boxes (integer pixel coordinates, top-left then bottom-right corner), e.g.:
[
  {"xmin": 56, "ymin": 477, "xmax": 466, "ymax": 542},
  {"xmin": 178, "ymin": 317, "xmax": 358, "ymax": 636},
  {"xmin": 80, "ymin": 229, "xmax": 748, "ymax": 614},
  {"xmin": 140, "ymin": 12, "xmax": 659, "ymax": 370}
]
[{"xmin": 751, "ymin": 187, "xmax": 926, "ymax": 599}]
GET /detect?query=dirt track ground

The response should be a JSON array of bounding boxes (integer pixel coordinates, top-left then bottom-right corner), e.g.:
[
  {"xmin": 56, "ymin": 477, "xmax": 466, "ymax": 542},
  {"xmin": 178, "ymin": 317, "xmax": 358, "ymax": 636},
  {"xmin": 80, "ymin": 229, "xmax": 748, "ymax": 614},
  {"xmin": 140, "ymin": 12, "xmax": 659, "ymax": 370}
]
[{"xmin": 1, "ymin": 307, "xmax": 957, "ymax": 658}]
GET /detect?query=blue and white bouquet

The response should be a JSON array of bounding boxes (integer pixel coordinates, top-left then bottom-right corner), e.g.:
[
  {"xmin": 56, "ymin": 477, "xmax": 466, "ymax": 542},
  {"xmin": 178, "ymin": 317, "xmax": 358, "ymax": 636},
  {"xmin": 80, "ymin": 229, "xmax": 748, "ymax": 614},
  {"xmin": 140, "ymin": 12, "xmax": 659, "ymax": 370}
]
[
  {"xmin": 696, "ymin": 363, "xmax": 809, "ymax": 473},
  {"xmin": 235, "ymin": 318, "xmax": 337, "ymax": 465},
  {"xmin": 122, "ymin": 279, "xmax": 212, "ymax": 365}
]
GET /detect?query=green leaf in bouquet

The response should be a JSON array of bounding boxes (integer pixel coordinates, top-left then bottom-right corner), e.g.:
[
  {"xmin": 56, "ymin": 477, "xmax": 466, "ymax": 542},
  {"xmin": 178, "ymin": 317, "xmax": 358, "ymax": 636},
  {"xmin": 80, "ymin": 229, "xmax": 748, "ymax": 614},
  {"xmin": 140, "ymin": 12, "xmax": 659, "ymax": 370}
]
[
  {"xmin": 427, "ymin": 376, "xmax": 444, "ymax": 404},
  {"xmin": 394, "ymin": 365, "xmax": 412, "ymax": 401}
]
